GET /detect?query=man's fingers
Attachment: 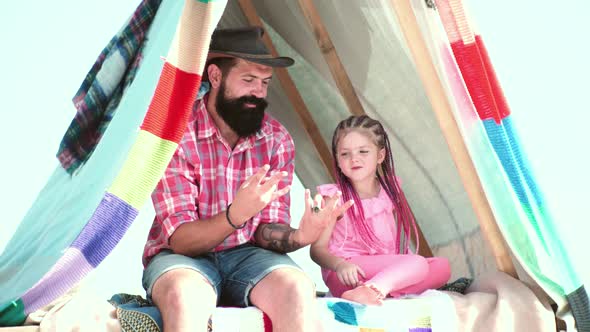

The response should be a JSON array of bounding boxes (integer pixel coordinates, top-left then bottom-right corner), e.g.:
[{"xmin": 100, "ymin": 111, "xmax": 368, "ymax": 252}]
[
  {"xmin": 329, "ymin": 199, "xmax": 353, "ymax": 217},
  {"xmin": 324, "ymin": 191, "xmax": 342, "ymax": 208},
  {"xmin": 305, "ymin": 188, "xmax": 312, "ymax": 205},
  {"xmin": 313, "ymin": 193, "xmax": 322, "ymax": 209},
  {"xmin": 303, "ymin": 189, "xmax": 314, "ymax": 214},
  {"xmin": 259, "ymin": 170, "xmax": 286, "ymax": 185},
  {"xmin": 272, "ymin": 185, "xmax": 291, "ymax": 200},
  {"xmin": 260, "ymin": 171, "xmax": 287, "ymax": 192},
  {"xmin": 336, "ymin": 199, "xmax": 355, "ymax": 215},
  {"xmin": 247, "ymin": 164, "xmax": 270, "ymax": 186}
]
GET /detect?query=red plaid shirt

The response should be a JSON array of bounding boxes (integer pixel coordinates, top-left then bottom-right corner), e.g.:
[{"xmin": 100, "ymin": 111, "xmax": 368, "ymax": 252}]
[{"xmin": 143, "ymin": 96, "xmax": 294, "ymax": 266}]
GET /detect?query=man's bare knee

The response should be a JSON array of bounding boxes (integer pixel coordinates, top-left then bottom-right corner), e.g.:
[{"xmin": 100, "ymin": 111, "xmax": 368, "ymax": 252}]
[
  {"xmin": 280, "ymin": 271, "xmax": 316, "ymax": 301},
  {"xmin": 252, "ymin": 268, "xmax": 316, "ymax": 308},
  {"xmin": 251, "ymin": 269, "xmax": 320, "ymax": 332},
  {"xmin": 151, "ymin": 268, "xmax": 216, "ymax": 311}
]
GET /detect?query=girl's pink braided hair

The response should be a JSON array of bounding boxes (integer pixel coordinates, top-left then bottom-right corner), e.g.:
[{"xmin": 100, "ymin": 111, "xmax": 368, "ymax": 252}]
[{"xmin": 332, "ymin": 115, "xmax": 419, "ymax": 254}]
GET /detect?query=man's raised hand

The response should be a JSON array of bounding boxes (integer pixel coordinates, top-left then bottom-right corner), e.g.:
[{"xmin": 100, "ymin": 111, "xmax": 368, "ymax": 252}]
[
  {"xmin": 293, "ymin": 189, "xmax": 354, "ymax": 246},
  {"xmin": 229, "ymin": 165, "xmax": 291, "ymax": 228}
]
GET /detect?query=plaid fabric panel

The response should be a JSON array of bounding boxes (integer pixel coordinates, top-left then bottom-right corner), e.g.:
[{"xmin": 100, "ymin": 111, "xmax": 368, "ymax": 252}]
[{"xmin": 56, "ymin": 0, "xmax": 162, "ymax": 174}]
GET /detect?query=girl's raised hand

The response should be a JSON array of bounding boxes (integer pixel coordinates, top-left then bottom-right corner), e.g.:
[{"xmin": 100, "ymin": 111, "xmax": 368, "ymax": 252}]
[{"xmin": 335, "ymin": 261, "xmax": 366, "ymax": 287}]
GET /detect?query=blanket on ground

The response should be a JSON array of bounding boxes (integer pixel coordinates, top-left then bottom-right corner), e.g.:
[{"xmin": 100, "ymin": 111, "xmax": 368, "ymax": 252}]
[{"xmin": 9, "ymin": 272, "xmax": 555, "ymax": 332}]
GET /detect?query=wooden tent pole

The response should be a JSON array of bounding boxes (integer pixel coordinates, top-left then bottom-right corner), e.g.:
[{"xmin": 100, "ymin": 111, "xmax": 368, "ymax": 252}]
[
  {"xmin": 296, "ymin": 0, "xmax": 364, "ymax": 116},
  {"xmin": 413, "ymin": 210, "xmax": 434, "ymax": 258},
  {"xmin": 295, "ymin": 0, "xmax": 433, "ymax": 256},
  {"xmin": 237, "ymin": 0, "xmax": 335, "ymax": 180},
  {"xmin": 388, "ymin": 0, "xmax": 517, "ymax": 277}
]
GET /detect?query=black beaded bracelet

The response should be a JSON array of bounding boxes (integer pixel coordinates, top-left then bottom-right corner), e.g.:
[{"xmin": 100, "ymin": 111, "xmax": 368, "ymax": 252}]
[{"xmin": 226, "ymin": 203, "xmax": 246, "ymax": 229}]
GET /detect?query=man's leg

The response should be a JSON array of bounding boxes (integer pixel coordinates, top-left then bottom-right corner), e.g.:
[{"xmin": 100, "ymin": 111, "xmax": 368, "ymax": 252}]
[
  {"xmin": 151, "ymin": 269, "xmax": 216, "ymax": 332},
  {"xmin": 250, "ymin": 268, "xmax": 322, "ymax": 332},
  {"xmin": 143, "ymin": 251, "xmax": 221, "ymax": 332},
  {"xmin": 219, "ymin": 244, "xmax": 322, "ymax": 332}
]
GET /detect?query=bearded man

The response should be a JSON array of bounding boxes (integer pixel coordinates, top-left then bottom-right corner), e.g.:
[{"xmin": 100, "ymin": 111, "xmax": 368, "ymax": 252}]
[{"xmin": 141, "ymin": 27, "xmax": 351, "ymax": 332}]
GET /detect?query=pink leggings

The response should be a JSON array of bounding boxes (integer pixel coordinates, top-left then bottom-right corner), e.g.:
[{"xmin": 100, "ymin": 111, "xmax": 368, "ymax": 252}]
[{"xmin": 325, "ymin": 254, "xmax": 451, "ymax": 298}]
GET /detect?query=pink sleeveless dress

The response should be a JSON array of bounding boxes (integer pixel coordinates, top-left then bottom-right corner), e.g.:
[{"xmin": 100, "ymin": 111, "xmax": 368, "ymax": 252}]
[{"xmin": 316, "ymin": 183, "xmax": 398, "ymax": 282}]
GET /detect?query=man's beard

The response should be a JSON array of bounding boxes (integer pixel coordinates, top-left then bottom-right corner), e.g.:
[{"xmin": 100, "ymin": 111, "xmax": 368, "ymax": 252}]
[{"xmin": 216, "ymin": 82, "xmax": 268, "ymax": 138}]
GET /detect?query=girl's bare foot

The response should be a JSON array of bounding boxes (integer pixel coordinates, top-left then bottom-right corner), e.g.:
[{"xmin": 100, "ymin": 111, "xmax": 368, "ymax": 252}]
[{"xmin": 341, "ymin": 284, "xmax": 384, "ymax": 305}]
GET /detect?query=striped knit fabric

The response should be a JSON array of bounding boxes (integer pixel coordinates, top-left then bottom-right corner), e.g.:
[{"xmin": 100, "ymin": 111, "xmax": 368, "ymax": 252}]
[
  {"xmin": 0, "ymin": 0, "xmax": 227, "ymax": 326},
  {"xmin": 431, "ymin": 0, "xmax": 589, "ymax": 328}
]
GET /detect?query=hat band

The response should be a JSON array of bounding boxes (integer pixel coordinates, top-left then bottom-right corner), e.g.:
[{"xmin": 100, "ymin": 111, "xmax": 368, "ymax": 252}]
[{"xmin": 213, "ymin": 50, "xmax": 276, "ymax": 59}]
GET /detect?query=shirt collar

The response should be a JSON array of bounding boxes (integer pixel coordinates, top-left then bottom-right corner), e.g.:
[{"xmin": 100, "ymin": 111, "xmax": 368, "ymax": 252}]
[{"xmin": 195, "ymin": 95, "xmax": 217, "ymax": 140}]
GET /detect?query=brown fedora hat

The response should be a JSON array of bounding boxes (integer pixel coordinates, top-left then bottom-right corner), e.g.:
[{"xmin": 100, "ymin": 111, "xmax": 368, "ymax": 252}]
[{"xmin": 208, "ymin": 26, "xmax": 294, "ymax": 68}]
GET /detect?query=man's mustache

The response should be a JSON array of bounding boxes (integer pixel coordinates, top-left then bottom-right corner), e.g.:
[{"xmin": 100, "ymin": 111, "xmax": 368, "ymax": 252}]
[{"xmin": 236, "ymin": 95, "xmax": 268, "ymax": 109}]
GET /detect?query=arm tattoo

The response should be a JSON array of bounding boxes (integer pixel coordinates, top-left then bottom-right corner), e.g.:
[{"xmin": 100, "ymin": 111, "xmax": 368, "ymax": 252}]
[{"xmin": 257, "ymin": 223, "xmax": 302, "ymax": 253}]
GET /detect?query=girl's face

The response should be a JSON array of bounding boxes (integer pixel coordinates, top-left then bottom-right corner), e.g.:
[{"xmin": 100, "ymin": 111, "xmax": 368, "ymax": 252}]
[{"xmin": 336, "ymin": 130, "xmax": 385, "ymax": 185}]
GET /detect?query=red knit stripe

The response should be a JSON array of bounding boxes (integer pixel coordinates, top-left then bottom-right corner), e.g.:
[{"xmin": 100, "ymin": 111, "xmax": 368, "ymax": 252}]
[
  {"xmin": 140, "ymin": 62, "xmax": 201, "ymax": 142},
  {"xmin": 435, "ymin": 0, "xmax": 511, "ymax": 123},
  {"xmin": 263, "ymin": 312, "xmax": 273, "ymax": 332},
  {"xmin": 476, "ymin": 35, "xmax": 511, "ymax": 121},
  {"xmin": 450, "ymin": 39, "xmax": 503, "ymax": 123}
]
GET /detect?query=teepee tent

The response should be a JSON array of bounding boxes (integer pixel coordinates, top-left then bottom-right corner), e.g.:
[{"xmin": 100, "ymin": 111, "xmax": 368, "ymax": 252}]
[{"xmin": 0, "ymin": 0, "xmax": 588, "ymax": 330}]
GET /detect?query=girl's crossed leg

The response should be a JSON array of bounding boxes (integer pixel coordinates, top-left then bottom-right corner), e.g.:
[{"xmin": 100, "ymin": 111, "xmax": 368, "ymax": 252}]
[{"xmin": 325, "ymin": 254, "xmax": 450, "ymax": 305}]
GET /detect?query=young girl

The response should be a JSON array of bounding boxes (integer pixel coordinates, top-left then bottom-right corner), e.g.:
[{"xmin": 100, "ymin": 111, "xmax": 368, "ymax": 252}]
[{"xmin": 310, "ymin": 115, "xmax": 451, "ymax": 305}]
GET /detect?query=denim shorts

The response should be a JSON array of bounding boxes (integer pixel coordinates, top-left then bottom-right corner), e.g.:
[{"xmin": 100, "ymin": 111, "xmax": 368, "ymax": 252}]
[{"xmin": 142, "ymin": 243, "xmax": 302, "ymax": 307}]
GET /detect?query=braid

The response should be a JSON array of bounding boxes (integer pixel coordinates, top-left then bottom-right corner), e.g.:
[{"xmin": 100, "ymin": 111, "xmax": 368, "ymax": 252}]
[{"xmin": 332, "ymin": 115, "xmax": 419, "ymax": 254}]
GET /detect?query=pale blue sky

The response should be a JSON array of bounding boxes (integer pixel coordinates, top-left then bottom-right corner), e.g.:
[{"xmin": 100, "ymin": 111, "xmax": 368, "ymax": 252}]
[
  {"xmin": 0, "ymin": 0, "xmax": 142, "ymax": 243},
  {"xmin": 0, "ymin": 0, "xmax": 147, "ymax": 296},
  {"xmin": 0, "ymin": 1, "xmax": 589, "ymax": 298}
]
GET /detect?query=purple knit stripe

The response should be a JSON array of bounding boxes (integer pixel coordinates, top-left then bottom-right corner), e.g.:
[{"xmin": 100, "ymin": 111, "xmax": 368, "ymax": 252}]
[
  {"xmin": 21, "ymin": 248, "xmax": 92, "ymax": 313},
  {"xmin": 70, "ymin": 192, "xmax": 138, "ymax": 267},
  {"xmin": 409, "ymin": 328, "xmax": 432, "ymax": 332}
]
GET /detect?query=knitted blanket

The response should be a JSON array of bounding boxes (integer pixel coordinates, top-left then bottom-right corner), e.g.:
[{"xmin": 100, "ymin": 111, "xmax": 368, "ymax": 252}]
[
  {"xmin": 0, "ymin": 0, "xmax": 227, "ymax": 326},
  {"xmin": 105, "ymin": 279, "xmax": 473, "ymax": 331},
  {"xmin": 107, "ymin": 292, "xmax": 448, "ymax": 332},
  {"xmin": 6, "ymin": 272, "xmax": 554, "ymax": 331}
]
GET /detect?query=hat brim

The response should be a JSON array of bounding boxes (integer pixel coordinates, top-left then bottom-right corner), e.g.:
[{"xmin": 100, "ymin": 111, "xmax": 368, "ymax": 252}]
[{"xmin": 208, "ymin": 51, "xmax": 294, "ymax": 68}]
